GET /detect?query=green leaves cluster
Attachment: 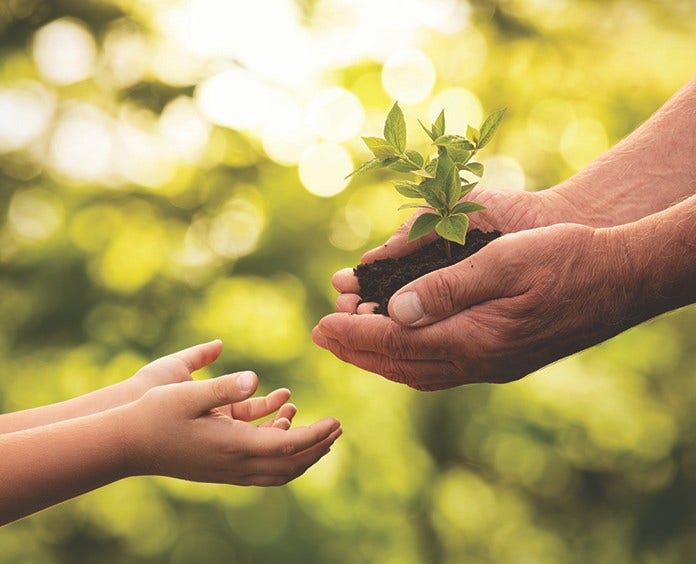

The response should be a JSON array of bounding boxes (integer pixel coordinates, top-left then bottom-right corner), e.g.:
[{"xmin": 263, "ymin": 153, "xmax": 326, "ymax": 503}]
[{"xmin": 349, "ymin": 102, "xmax": 506, "ymax": 247}]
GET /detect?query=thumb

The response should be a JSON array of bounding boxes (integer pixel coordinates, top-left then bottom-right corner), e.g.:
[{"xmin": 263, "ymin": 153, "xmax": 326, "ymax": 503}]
[
  {"xmin": 188, "ymin": 371, "xmax": 258, "ymax": 414},
  {"xmin": 387, "ymin": 240, "xmax": 509, "ymax": 327}
]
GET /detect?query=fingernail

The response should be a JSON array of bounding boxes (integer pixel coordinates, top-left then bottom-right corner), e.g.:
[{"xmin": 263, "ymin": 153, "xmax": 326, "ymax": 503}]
[
  {"xmin": 391, "ymin": 291, "xmax": 424, "ymax": 325},
  {"xmin": 236, "ymin": 371, "xmax": 255, "ymax": 392}
]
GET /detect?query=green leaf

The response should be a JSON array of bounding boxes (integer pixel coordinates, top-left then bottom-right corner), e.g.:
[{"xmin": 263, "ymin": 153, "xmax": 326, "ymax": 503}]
[
  {"xmin": 435, "ymin": 149, "xmax": 455, "ymax": 180},
  {"xmin": 398, "ymin": 203, "xmax": 432, "ymax": 210},
  {"xmin": 412, "ymin": 168, "xmax": 434, "ymax": 178},
  {"xmin": 444, "ymin": 165, "xmax": 462, "ymax": 209},
  {"xmin": 464, "ymin": 162, "xmax": 484, "ymax": 176},
  {"xmin": 460, "ymin": 181, "xmax": 478, "ymax": 197},
  {"xmin": 467, "ymin": 125, "xmax": 480, "ymax": 145},
  {"xmin": 418, "ymin": 119, "xmax": 436, "ymax": 141},
  {"xmin": 424, "ymin": 159, "xmax": 438, "ymax": 177},
  {"xmin": 452, "ymin": 201, "xmax": 486, "ymax": 215},
  {"xmin": 405, "ymin": 149, "xmax": 424, "ymax": 167},
  {"xmin": 435, "ymin": 214, "xmax": 469, "ymax": 245},
  {"xmin": 433, "ymin": 135, "xmax": 475, "ymax": 151},
  {"xmin": 362, "ymin": 136, "xmax": 398, "ymax": 159},
  {"xmin": 418, "ymin": 177, "xmax": 446, "ymax": 210},
  {"xmin": 432, "ymin": 110, "xmax": 445, "ymax": 138},
  {"xmin": 345, "ymin": 157, "xmax": 398, "ymax": 178},
  {"xmin": 408, "ymin": 212, "xmax": 441, "ymax": 242},
  {"xmin": 389, "ymin": 159, "xmax": 420, "ymax": 173},
  {"xmin": 449, "ymin": 147, "xmax": 473, "ymax": 166},
  {"xmin": 393, "ymin": 181, "xmax": 422, "ymax": 198},
  {"xmin": 478, "ymin": 108, "xmax": 506, "ymax": 149},
  {"xmin": 384, "ymin": 102, "xmax": 406, "ymax": 152}
]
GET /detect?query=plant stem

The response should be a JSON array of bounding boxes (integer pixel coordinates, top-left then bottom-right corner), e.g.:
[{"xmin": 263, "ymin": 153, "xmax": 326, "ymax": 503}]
[{"xmin": 444, "ymin": 238, "xmax": 451, "ymax": 260}]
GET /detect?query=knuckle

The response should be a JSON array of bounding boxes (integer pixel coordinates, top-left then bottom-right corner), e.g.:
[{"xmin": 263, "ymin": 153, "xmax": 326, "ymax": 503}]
[
  {"xmin": 422, "ymin": 269, "xmax": 462, "ymax": 313},
  {"xmin": 280, "ymin": 443, "xmax": 296, "ymax": 457},
  {"xmin": 379, "ymin": 329, "xmax": 415, "ymax": 360},
  {"xmin": 210, "ymin": 377, "xmax": 230, "ymax": 403}
]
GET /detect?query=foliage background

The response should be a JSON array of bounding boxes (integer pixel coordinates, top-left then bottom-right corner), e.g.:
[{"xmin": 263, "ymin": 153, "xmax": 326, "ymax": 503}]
[{"xmin": 1, "ymin": 0, "xmax": 696, "ymax": 562}]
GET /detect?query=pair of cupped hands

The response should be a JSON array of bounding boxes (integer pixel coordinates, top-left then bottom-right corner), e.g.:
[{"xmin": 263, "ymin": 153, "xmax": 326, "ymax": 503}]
[{"xmin": 312, "ymin": 187, "xmax": 640, "ymax": 390}]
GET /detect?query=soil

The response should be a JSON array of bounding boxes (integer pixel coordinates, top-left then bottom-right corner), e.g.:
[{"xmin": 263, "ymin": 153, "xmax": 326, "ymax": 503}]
[{"xmin": 354, "ymin": 229, "xmax": 502, "ymax": 315}]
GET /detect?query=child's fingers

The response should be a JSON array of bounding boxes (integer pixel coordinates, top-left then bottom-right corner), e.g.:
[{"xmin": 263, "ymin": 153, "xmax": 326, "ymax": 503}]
[
  {"xmin": 258, "ymin": 403, "xmax": 297, "ymax": 429},
  {"xmin": 231, "ymin": 389, "xmax": 291, "ymax": 421},
  {"xmin": 268, "ymin": 417, "xmax": 291, "ymax": 430},
  {"xmin": 186, "ymin": 371, "xmax": 258, "ymax": 415},
  {"xmin": 240, "ymin": 427, "xmax": 342, "ymax": 484},
  {"xmin": 145, "ymin": 340, "xmax": 223, "ymax": 377},
  {"xmin": 247, "ymin": 418, "xmax": 341, "ymax": 458}
]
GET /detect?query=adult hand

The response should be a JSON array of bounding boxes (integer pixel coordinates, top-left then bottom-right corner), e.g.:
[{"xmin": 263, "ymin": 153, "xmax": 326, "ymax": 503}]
[
  {"xmin": 314, "ymin": 222, "xmax": 638, "ymax": 390},
  {"xmin": 121, "ymin": 369, "xmax": 342, "ymax": 486},
  {"xmin": 332, "ymin": 187, "xmax": 577, "ymax": 314}
]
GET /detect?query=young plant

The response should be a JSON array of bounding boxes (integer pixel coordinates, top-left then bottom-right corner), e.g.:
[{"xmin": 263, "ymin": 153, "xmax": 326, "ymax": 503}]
[{"xmin": 348, "ymin": 102, "xmax": 506, "ymax": 258}]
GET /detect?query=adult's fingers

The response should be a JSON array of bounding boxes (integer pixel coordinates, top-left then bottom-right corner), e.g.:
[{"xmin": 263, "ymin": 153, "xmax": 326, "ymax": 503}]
[
  {"xmin": 387, "ymin": 236, "xmax": 518, "ymax": 327},
  {"xmin": 332, "ymin": 268, "xmax": 360, "ymax": 293},
  {"xmin": 313, "ymin": 313, "xmax": 467, "ymax": 361},
  {"xmin": 336, "ymin": 293, "xmax": 361, "ymax": 313},
  {"xmin": 312, "ymin": 321, "xmax": 476, "ymax": 390}
]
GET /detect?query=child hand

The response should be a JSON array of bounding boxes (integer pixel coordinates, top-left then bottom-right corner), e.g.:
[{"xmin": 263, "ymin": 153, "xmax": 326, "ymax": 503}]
[
  {"xmin": 125, "ymin": 340, "xmax": 296, "ymax": 430},
  {"xmin": 124, "ymin": 340, "xmax": 225, "ymax": 400},
  {"xmin": 119, "ymin": 357, "xmax": 341, "ymax": 486}
]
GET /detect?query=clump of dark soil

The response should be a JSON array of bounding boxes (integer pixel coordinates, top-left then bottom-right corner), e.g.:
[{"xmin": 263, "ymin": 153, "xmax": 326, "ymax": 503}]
[{"xmin": 355, "ymin": 229, "xmax": 501, "ymax": 315}]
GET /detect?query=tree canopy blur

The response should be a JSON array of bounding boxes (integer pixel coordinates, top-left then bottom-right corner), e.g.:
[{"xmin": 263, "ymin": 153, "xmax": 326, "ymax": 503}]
[{"xmin": 1, "ymin": 0, "xmax": 695, "ymax": 562}]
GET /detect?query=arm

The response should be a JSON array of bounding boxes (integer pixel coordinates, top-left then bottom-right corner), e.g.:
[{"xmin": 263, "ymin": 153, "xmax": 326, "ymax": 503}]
[
  {"xmin": 0, "ymin": 341, "xmax": 220, "ymax": 434},
  {"xmin": 332, "ymin": 75, "xmax": 696, "ymax": 313},
  {"xmin": 0, "ymin": 341, "xmax": 341, "ymax": 524},
  {"xmin": 0, "ymin": 364, "xmax": 341, "ymax": 525},
  {"xmin": 552, "ymin": 75, "xmax": 696, "ymax": 227},
  {"xmin": 313, "ymin": 196, "xmax": 696, "ymax": 389}
]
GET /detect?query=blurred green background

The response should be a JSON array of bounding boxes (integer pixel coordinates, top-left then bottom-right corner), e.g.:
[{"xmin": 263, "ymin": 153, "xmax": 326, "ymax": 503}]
[{"xmin": 1, "ymin": 0, "xmax": 696, "ymax": 562}]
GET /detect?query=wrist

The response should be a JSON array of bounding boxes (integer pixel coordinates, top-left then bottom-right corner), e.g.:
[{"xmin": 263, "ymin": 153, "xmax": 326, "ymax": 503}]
[
  {"xmin": 604, "ymin": 196, "xmax": 696, "ymax": 322},
  {"xmin": 112, "ymin": 401, "xmax": 150, "ymax": 478}
]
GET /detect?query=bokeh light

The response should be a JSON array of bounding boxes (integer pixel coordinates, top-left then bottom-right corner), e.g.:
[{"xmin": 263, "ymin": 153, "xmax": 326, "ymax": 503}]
[
  {"xmin": 560, "ymin": 117, "xmax": 609, "ymax": 170},
  {"xmin": 308, "ymin": 87, "xmax": 365, "ymax": 142},
  {"xmin": 382, "ymin": 49, "xmax": 436, "ymax": 105},
  {"xmin": 298, "ymin": 142, "xmax": 352, "ymax": 197},
  {"xmin": 428, "ymin": 87, "xmax": 483, "ymax": 133},
  {"xmin": 32, "ymin": 18, "xmax": 97, "ymax": 85},
  {"xmin": 0, "ymin": 82, "xmax": 55, "ymax": 153},
  {"xmin": 2, "ymin": 2, "xmax": 696, "ymax": 563},
  {"xmin": 48, "ymin": 103, "xmax": 114, "ymax": 182}
]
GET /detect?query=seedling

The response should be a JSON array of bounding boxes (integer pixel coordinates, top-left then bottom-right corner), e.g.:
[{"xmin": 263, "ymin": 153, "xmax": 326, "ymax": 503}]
[{"xmin": 348, "ymin": 102, "xmax": 505, "ymax": 258}]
